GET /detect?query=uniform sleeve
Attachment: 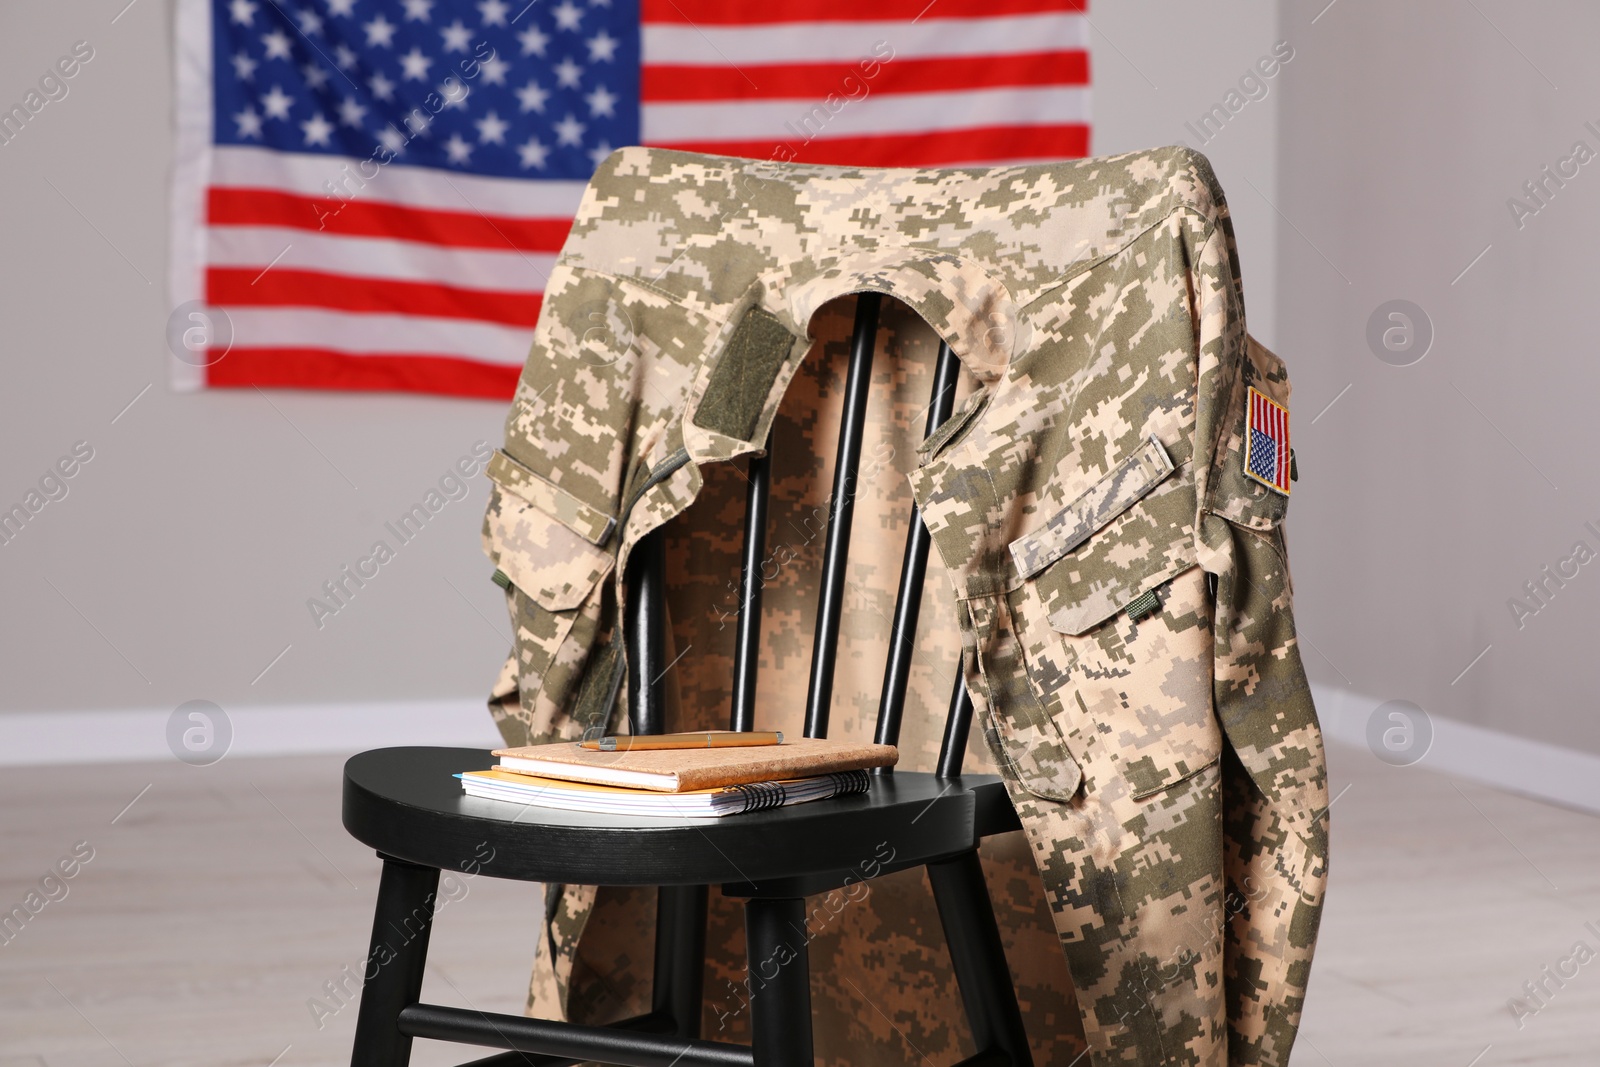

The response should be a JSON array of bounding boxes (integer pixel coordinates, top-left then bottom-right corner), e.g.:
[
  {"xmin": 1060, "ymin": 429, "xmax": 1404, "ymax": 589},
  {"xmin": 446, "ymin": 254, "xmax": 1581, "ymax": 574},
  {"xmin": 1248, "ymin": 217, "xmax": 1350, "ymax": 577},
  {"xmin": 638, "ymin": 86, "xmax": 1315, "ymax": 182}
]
[
  {"xmin": 1179, "ymin": 190, "xmax": 1329, "ymax": 843},
  {"xmin": 1199, "ymin": 330, "xmax": 1329, "ymax": 849},
  {"xmin": 1198, "ymin": 328, "xmax": 1330, "ymax": 1067}
]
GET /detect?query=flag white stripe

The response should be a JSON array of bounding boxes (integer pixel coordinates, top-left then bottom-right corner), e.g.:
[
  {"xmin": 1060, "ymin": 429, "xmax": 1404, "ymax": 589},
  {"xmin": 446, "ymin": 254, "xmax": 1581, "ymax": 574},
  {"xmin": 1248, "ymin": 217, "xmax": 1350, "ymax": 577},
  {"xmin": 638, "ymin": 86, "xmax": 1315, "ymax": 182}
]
[
  {"xmin": 170, "ymin": 0, "xmax": 216, "ymax": 391},
  {"xmin": 225, "ymin": 307, "xmax": 532, "ymax": 364},
  {"xmin": 211, "ymin": 145, "xmax": 589, "ymax": 218},
  {"xmin": 1278, "ymin": 404, "xmax": 1289, "ymax": 487},
  {"xmin": 1275, "ymin": 404, "xmax": 1283, "ymax": 485},
  {"xmin": 642, "ymin": 86, "xmax": 1088, "ymax": 143},
  {"xmin": 206, "ymin": 226, "xmax": 554, "ymax": 290},
  {"xmin": 641, "ymin": 14, "xmax": 1088, "ymax": 66}
]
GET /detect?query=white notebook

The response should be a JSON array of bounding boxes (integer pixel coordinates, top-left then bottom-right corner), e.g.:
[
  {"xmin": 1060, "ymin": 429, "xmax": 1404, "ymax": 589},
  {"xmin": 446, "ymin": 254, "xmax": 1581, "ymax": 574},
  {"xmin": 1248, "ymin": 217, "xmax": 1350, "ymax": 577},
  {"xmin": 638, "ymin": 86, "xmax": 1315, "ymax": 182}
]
[{"xmin": 457, "ymin": 768, "xmax": 872, "ymax": 819}]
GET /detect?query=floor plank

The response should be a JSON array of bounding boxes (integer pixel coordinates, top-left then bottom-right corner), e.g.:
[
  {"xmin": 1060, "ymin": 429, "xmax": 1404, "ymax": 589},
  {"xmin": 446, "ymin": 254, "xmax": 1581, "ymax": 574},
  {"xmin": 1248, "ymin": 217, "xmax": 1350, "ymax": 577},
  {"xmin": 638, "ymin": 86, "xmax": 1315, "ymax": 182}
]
[{"xmin": 1, "ymin": 741, "xmax": 1597, "ymax": 1064}]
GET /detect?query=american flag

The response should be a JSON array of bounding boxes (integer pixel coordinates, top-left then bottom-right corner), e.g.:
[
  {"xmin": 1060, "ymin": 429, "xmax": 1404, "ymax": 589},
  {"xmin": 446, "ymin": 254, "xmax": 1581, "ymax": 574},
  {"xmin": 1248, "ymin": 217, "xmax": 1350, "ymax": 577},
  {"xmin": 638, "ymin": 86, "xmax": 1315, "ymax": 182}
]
[
  {"xmin": 171, "ymin": 0, "xmax": 1090, "ymax": 397},
  {"xmin": 1245, "ymin": 386, "xmax": 1291, "ymax": 496}
]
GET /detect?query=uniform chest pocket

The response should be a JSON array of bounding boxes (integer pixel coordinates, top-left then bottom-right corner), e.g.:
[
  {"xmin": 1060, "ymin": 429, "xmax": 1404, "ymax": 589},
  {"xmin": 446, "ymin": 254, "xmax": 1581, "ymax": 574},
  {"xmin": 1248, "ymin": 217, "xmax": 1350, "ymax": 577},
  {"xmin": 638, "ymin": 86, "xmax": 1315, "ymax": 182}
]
[
  {"xmin": 483, "ymin": 450, "xmax": 616, "ymax": 725},
  {"xmin": 1007, "ymin": 437, "xmax": 1222, "ymax": 799}
]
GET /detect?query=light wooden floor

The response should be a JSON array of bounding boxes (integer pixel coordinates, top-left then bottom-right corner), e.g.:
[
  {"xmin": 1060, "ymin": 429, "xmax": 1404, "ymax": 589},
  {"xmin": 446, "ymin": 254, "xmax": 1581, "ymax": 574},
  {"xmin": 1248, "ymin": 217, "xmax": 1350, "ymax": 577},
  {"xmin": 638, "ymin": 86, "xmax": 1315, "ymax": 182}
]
[{"xmin": 1, "ymin": 739, "xmax": 1596, "ymax": 1066}]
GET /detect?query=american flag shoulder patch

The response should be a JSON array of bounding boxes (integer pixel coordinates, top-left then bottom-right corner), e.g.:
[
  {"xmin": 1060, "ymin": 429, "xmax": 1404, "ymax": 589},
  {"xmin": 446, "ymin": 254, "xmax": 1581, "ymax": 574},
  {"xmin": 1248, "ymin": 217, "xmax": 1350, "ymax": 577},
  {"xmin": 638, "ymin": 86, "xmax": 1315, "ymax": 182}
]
[{"xmin": 1244, "ymin": 385, "xmax": 1291, "ymax": 496}]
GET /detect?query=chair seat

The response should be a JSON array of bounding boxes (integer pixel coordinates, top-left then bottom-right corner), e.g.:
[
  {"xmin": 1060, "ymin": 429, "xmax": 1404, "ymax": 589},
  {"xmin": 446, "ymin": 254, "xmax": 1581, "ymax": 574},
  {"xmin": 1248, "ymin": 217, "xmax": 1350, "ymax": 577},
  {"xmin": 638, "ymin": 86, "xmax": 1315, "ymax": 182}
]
[{"xmin": 343, "ymin": 746, "xmax": 1020, "ymax": 892}]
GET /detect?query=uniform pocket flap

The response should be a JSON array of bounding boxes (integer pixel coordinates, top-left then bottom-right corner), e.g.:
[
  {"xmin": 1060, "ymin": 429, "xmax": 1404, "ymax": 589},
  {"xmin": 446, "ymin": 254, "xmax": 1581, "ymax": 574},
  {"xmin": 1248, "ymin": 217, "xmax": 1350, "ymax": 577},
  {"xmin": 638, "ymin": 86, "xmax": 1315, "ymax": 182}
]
[
  {"xmin": 487, "ymin": 449, "xmax": 616, "ymax": 546},
  {"xmin": 1044, "ymin": 552, "xmax": 1192, "ymax": 636},
  {"xmin": 483, "ymin": 484, "xmax": 615, "ymax": 611},
  {"xmin": 1009, "ymin": 435, "xmax": 1176, "ymax": 581},
  {"xmin": 1009, "ymin": 437, "xmax": 1197, "ymax": 637}
]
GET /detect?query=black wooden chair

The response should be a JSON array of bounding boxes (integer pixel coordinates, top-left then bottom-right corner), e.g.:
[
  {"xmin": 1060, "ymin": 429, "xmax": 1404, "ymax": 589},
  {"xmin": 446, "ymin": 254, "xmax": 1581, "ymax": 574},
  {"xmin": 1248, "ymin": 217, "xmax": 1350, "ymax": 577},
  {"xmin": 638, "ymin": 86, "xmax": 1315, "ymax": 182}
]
[{"xmin": 341, "ymin": 293, "xmax": 1034, "ymax": 1067}]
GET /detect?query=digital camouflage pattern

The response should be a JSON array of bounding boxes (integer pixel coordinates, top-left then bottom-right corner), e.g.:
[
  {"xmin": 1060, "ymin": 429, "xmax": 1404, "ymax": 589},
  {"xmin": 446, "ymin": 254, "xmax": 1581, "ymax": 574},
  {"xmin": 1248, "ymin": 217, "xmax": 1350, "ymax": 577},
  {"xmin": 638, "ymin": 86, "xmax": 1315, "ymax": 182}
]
[{"xmin": 483, "ymin": 145, "xmax": 1328, "ymax": 1065}]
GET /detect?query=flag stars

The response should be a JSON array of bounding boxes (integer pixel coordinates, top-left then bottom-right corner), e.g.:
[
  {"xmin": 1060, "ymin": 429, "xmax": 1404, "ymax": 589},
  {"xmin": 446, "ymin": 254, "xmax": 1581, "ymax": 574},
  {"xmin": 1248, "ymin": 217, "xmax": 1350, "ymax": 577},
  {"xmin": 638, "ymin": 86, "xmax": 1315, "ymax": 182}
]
[
  {"xmin": 554, "ymin": 113, "xmax": 585, "ymax": 146},
  {"xmin": 518, "ymin": 137, "xmax": 549, "ymax": 169},
  {"xmin": 476, "ymin": 110, "xmax": 509, "ymax": 144},
  {"xmin": 587, "ymin": 30, "xmax": 618, "ymax": 63},
  {"xmin": 338, "ymin": 97, "xmax": 368, "ymax": 127},
  {"xmin": 262, "ymin": 29, "xmax": 293, "ymax": 60},
  {"xmin": 444, "ymin": 133, "xmax": 474, "ymax": 164},
  {"xmin": 261, "ymin": 84, "xmax": 294, "ymax": 119},
  {"xmin": 363, "ymin": 15, "xmax": 397, "ymax": 47},
  {"xmin": 234, "ymin": 107, "xmax": 264, "ymax": 138},
  {"xmin": 220, "ymin": 0, "xmax": 632, "ymax": 177},
  {"xmin": 438, "ymin": 77, "xmax": 471, "ymax": 109},
  {"xmin": 377, "ymin": 125, "xmax": 408, "ymax": 154},
  {"xmin": 301, "ymin": 112, "xmax": 335, "ymax": 146},
  {"xmin": 516, "ymin": 80, "xmax": 549, "ymax": 112},
  {"xmin": 478, "ymin": 53, "xmax": 510, "ymax": 85},
  {"xmin": 585, "ymin": 84, "xmax": 617, "ymax": 118},
  {"xmin": 400, "ymin": 47, "xmax": 433, "ymax": 80},
  {"xmin": 517, "ymin": 25, "xmax": 549, "ymax": 56},
  {"xmin": 440, "ymin": 20, "xmax": 472, "ymax": 52},
  {"xmin": 554, "ymin": 57, "xmax": 583, "ymax": 88},
  {"xmin": 552, "ymin": 0, "xmax": 583, "ymax": 31}
]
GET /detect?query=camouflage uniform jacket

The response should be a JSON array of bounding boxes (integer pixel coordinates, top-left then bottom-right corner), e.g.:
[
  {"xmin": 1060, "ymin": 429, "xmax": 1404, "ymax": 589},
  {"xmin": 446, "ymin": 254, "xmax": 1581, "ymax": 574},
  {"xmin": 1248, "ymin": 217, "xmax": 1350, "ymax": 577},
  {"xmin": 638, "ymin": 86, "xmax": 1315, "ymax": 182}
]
[{"xmin": 483, "ymin": 145, "xmax": 1329, "ymax": 1066}]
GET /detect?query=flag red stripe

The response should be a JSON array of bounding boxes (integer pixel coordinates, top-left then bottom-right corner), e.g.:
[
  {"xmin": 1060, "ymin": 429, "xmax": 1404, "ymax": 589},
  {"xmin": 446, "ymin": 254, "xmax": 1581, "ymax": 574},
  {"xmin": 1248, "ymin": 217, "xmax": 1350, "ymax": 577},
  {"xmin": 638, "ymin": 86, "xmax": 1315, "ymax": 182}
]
[
  {"xmin": 1278, "ymin": 403, "xmax": 1289, "ymax": 489},
  {"xmin": 206, "ymin": 349, "xmax": 521, "ymax": 398},
  {"xmin": 207, "ymin": 268, "xmax": 543, "ymax": 327},
  {"xmin": 643, "ymin": 0, "xmax": 1086, "ymax": 23},
  {"xmin": 1274, "ymin": 401, "xmax": 1282, "ymax": 488},
  {"xmin": 647, "ymin": 123, "xmax": 1089, "ymax": 167},
  {"xmin": 208, "ymin": 188, "xmax": 573, "ymax": 252},
  {"xmin": 1275, "ymin": 402, "xmax": 1284, "ymax": 488},
  {"xmin": 641, "ymin": 50, "xmax": 1089, "ymax": 102},
  {"xmin": 1270, "ymin": 399, "xmax": 1278, "ymax": 485}
]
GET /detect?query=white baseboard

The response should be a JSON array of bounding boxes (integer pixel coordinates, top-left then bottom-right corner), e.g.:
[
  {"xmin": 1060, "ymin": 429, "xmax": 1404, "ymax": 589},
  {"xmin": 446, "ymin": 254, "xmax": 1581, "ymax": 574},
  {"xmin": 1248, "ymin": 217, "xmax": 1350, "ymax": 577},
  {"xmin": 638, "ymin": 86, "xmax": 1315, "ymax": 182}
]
[
  {"xmin": 0, "ymin": 700, "xmax": 504, "ymax": 767},
  {"xmin": 1311, "ymin": 683, "xmax": 1600, "ymax": 815},
  {"xmin": 6, "ymin": 691, "xmax": 1600, "ymax": 816}
]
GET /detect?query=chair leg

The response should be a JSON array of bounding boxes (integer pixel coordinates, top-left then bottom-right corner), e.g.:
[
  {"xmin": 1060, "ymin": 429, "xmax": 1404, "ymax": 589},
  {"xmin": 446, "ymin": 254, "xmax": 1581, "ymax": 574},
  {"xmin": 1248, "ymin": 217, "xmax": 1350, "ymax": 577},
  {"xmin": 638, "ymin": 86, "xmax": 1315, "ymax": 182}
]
[
  {"xmin": 351, "ymin": 855, "xmax": 441, "ymax": 1067},
  {"xmin": 743, "ymin": 897, "xmax": 814, "ymax": 1067},
  {"xmin": 652, "ymin": 884, "xmax": 709, "ymax": 1038},
  {"xmin": 927, "ymin": 850, "xmax": 1034, "ymax": 1067}
]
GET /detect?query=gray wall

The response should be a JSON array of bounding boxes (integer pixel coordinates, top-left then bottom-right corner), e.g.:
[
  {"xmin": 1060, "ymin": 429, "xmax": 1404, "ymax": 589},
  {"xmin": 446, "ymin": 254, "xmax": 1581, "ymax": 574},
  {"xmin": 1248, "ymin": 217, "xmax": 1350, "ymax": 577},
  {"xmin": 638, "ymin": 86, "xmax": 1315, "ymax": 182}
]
[
  {"xmin": 1, "ymin": 1, "xmax": 510, "ymax": 724},
  {"xmin": 0, "ymin": 4, "xmax": 1282, "ymax": 739},
  {"xmin": 1276, "ymin": 0, "xmax": 1600, "ymax": 757},
  {"xmin": 1091, "ymin": 1, "xmax": 1286, "ymax": 347}
]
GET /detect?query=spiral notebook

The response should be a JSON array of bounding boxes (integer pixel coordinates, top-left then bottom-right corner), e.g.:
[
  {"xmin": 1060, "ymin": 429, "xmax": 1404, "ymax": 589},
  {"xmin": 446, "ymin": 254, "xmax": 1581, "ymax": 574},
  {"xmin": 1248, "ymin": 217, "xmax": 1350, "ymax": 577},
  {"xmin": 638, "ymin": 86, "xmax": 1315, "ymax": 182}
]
[{"xmin": 458, "ymin": 768, "xmax": 873, "ymax": 818}]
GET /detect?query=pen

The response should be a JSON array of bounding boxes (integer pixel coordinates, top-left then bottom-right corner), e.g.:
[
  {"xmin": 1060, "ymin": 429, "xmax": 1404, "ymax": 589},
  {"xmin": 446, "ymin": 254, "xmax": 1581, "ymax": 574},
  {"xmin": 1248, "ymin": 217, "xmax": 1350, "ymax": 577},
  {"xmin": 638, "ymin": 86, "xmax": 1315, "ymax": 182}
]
[{"xmin": 580, "ymin": 731, "xmax": 785, "ymax": 752}]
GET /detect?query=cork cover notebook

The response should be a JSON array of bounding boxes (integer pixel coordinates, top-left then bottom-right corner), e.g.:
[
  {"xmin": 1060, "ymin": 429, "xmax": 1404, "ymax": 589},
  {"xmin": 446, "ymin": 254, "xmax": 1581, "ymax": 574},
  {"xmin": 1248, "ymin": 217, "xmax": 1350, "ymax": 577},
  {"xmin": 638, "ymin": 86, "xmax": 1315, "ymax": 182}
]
[{"xmin": 491, "ymin": 736, "xmax": 898, "ymax": 792}]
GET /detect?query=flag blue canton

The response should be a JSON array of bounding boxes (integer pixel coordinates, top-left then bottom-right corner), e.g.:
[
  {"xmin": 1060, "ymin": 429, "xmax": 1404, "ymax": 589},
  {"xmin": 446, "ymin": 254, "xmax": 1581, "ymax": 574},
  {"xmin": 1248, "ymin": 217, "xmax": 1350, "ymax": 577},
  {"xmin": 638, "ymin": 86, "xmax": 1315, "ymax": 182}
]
[
  {"xmin": 1247, "ymin": 427, "xmax": 1278, "ymax": 484},
  {"xmin": 210, "ymin": 0, "xmax": 640, "ymax": 181}
]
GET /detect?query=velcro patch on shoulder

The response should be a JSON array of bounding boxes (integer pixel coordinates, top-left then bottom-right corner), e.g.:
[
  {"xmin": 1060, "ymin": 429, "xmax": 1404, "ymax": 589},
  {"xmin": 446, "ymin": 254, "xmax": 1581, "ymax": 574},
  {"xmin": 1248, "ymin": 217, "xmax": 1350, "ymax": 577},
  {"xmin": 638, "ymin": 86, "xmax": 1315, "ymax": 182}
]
[
  {"xmin": 693, "ymin": 306, "xmax": 796, "ymax": 442},
  {"xmin": 1243, "ymin": 386, "xmax": 1291, "ymax": 496}
]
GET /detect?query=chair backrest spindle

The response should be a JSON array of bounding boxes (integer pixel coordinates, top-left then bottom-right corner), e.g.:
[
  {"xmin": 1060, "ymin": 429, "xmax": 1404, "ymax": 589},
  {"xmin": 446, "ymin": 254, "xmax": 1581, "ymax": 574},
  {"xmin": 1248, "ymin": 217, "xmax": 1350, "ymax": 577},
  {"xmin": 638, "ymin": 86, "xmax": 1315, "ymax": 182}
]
[
  {"xmin": 801, "ymin": 292, "xmax": 882, "ymax": 739},
  {"xmin": 728, "ymin": 441, "xmax": 772, "ymax": 733},
  {"xmin": 629, "ymin": 293, "xmax": 977, "ymax": 771},
  {"xmin": 935, "ymin": 672, "xmax": 975, "ymax": 779},
  {"xmin": 625, "ymin": 529, "xmax": 668, "ymax": 736},
  {"xmin": 872, "ymin": 340, "xmax": 961, "ymax": 760}
]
